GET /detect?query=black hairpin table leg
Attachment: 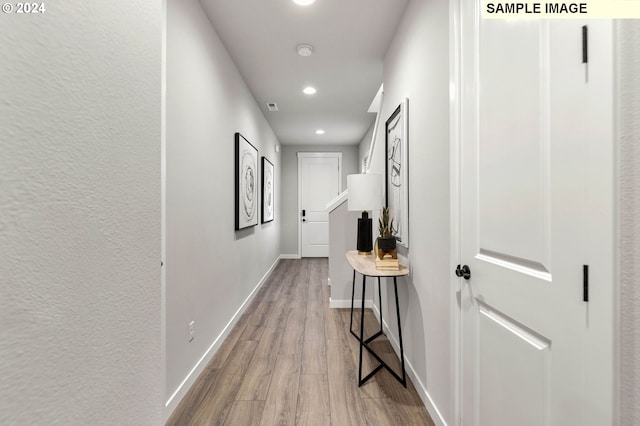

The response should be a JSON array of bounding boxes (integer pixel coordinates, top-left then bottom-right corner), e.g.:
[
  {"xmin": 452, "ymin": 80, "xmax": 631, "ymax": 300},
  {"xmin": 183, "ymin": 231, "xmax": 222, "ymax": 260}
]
[
  {"xmin": 355, "ymin": 275, "xmax": 407, "ymax": 388},
  {"xmin": 393, "ymin": 277, "xmax": 406, "ymax": 387},
  {"xmin": 349, "ymin": 269, "xmax": 356, "ymax": 338},
  {"xmin": 345, "ymin": 250, "xmax": 409, "ymax": 388}
]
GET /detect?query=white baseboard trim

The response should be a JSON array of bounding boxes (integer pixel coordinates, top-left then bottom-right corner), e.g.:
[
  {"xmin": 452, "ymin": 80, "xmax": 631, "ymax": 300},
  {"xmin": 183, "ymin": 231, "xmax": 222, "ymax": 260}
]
[
  {"xmin": 279, "ymin": 254, "xmax": 301, "ymax": 259},
  {"xmin": 164, "ymin": 256, "xmax": 281, "ymax": 421},
  {"xmin": 370, "ymin": 304, "xmax": 448, "ymax": 426},
  {"xmin": 329, "ymin": 298, "xmax": 373, "ymax": 309}
]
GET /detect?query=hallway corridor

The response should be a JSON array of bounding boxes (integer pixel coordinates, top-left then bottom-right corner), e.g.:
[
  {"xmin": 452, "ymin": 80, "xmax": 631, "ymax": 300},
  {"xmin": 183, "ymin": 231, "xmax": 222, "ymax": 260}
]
[{"xmin": 166, "ymin": 258, "xmax": 434, "ymax": 425}]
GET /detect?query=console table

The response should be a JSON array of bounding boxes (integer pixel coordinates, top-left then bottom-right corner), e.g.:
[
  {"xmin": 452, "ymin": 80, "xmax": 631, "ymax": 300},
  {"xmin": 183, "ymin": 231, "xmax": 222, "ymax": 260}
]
[{"xmin": 345, "ymin": 250, "xmax": 409, "ymax": 388}]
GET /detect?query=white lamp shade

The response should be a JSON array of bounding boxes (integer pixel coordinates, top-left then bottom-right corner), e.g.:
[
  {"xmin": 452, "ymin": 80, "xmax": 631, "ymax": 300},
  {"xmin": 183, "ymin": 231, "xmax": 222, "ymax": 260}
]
[{"xmin": 347, "ymin": 173, "xmax": 383, "ymax": 211}]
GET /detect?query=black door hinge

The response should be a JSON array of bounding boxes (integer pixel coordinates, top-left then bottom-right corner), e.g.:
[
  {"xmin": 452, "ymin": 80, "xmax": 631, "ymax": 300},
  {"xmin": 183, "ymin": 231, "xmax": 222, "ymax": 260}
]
[
  {"xmin": 582, "ymin": 25, "xmax": 589, "ymax": 83},
  {"xmin": 582, "ymin": 25, "xmax": 588, "ymax": 64},
  {"xmin": 583, "ymin": 265, "xmax": 589, "ymax": 302}
]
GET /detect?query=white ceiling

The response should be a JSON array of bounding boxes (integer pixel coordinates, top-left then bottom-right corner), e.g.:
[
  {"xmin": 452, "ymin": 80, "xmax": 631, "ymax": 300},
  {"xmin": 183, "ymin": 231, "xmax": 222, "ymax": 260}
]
[{"xmin": 200, "ymin": 0, "xmax": 409, "ymax": 146}]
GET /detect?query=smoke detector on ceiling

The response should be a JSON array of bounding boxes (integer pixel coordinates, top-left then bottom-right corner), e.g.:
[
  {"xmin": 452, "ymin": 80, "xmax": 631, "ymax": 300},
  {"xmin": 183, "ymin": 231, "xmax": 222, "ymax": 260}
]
[{"xmin": 297, "ymin": 44, "xmax": 313, "ymax": 57}]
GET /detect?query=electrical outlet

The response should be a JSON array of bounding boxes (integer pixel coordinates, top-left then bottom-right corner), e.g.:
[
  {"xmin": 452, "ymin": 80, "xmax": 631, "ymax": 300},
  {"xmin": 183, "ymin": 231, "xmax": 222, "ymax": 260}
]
[{"xmin": 189, "ymin": 321, "xmax": 195, "ymax": 342}]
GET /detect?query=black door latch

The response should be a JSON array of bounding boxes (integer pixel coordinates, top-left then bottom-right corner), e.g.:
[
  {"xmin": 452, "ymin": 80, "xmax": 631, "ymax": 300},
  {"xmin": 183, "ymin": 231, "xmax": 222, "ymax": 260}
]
[{"xmin": 455, "ymin": 264, "xmax": 471, "ymax": 280}]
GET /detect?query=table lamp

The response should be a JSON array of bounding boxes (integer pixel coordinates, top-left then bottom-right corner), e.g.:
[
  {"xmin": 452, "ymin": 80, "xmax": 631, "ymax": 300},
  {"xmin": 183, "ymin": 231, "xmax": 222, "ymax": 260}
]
[{"xmin": 347, "ymin": 173, "xmax": 383, "ymax": 255}]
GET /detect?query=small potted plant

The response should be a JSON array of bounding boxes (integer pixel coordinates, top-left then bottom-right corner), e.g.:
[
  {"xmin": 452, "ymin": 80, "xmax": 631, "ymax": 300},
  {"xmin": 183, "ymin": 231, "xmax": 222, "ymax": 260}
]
[{"xmin": 377, "ymin": 206, "xmax": 397, "ymax": 257}]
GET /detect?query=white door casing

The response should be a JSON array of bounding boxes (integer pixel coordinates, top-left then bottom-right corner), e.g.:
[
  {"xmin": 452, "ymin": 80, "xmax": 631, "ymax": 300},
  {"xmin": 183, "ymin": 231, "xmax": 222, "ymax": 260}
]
[
  {"xmin": 298, "ymin": 152, "xmax": 342, "ymax": 258},
  {"xmin": 456, "ymin": 5, "xmax": 615, "ymax": 426}
]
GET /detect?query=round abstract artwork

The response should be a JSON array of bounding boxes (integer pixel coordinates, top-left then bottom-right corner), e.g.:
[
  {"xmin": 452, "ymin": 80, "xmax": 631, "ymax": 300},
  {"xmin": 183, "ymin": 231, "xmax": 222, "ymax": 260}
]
[
  {"xmin": 241, "ymin": 149, "xmax": 257, "ymax": 222},
  {"xmin": 264, "ymin": 166, "xmax": 273, "ymax": 219}
]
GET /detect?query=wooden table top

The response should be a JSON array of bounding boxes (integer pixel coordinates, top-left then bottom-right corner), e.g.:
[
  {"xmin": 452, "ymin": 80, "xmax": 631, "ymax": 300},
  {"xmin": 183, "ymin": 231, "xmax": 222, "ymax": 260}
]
[{"xmin": 345, "ymin": 250, "xmax": 409, "ymax": 277}]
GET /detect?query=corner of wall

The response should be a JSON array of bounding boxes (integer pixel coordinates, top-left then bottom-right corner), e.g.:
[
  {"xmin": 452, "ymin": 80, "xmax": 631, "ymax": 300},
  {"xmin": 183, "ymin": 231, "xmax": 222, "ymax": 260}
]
[{"xmin": 617, "ymin": 19, "xmax": 640, "ymax": 426}]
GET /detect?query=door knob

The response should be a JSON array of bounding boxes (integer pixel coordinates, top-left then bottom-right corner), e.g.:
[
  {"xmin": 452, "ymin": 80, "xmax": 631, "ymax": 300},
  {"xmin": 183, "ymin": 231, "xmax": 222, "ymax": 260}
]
[{"xmin": 455, "ymin": 264, "xmax": 471, "ymax": 280}]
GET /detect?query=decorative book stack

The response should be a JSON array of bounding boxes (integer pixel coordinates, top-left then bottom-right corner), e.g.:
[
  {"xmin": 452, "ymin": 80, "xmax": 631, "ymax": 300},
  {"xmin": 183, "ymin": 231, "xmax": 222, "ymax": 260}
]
[{"xmin": 375, "ymin": 256, "xmax": 400, "ymax": 271}]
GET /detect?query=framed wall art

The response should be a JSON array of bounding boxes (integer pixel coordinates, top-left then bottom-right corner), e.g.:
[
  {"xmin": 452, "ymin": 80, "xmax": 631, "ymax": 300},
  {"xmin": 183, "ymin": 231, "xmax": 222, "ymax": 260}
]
[
  {"xmin": 261, "ymin": 156, "xmax": 274, "ymax": 223},
  {"xmin": 385, "ymin": 98, "xmax": 409, "ymax": 248},
  {"xmin": 235, "ymin": 132, "xmax": 259, "ymax": 230}
]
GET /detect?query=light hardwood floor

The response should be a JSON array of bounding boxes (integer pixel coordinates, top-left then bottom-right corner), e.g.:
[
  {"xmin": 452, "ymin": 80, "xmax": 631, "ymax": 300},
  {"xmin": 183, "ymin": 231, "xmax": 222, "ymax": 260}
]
[{"xmin": 166, "ymin": 258, "xmax": 435, "ymax": 426}]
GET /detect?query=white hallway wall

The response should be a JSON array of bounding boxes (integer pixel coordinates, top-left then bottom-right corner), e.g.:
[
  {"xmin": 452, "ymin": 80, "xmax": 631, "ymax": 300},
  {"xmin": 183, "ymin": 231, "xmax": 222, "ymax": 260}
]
[
  {"xmin": 619, "ymin": 19, "xmax": 640, "ymax": 426},
  {"xmin": 165, "ymin": 0, "xmax": 281, "ymax": 417},
  {"xmin": 367, "ymin": 0, "xmax": 451, "ymax": 424},
  {"xmin": 0, "ymin": 2, "xmax": 162, "ymax": 424}
]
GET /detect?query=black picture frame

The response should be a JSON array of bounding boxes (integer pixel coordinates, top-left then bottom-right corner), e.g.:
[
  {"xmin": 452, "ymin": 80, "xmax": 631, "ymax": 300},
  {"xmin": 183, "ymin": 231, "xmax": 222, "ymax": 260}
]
[
  {"xmin": 384, "ymin": 99, "xmax": 409, "ymax": 247},
  {"xmin": 235, "ymin": 132, "xmax": 259, "ymax": 230},
  {"xmin": 261, "ymin": 156, "xmax": 274, "ymax": 223}
]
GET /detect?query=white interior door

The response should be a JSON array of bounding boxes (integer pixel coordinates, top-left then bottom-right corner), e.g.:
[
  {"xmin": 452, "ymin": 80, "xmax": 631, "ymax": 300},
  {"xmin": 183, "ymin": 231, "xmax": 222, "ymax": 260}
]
[
  {"xmin": 458, "ymin": 8, "xmax": 615, "ymax": 426},
  {"xmin": 298, "ymin": 153, "xmax": 341, "ymax": 257}
]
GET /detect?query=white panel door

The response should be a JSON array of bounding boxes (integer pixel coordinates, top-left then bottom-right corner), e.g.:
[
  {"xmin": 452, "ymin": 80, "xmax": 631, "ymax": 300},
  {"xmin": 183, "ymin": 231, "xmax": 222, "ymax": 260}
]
[
  {"xmin": 458, "ymin": 7, "xmax": 614, "ymax": 426},
  {"xmin": 299, "ymin": 153, "xmax": 341, "ymax": 257}
]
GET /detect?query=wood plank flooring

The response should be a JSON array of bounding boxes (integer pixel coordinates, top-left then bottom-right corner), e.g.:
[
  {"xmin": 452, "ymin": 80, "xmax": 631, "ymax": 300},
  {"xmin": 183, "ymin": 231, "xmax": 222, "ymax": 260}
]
[{"xmin": 166, "ymin": 258, "xmax": 435, "ymax": 426}]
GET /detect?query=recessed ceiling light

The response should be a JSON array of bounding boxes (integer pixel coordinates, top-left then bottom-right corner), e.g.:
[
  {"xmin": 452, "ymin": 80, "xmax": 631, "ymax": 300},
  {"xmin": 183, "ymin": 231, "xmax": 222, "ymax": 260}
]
[
  {"xmin": 293, "ymin": 0, "xmax": 315, "ymax": 5},
  {"xmin": 303, "ymin": 86, "xmax": 317, "ymax": 95},
  {"xmin": 316, "ymin": 129, "xmax": 325, "ymax": 135}
]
